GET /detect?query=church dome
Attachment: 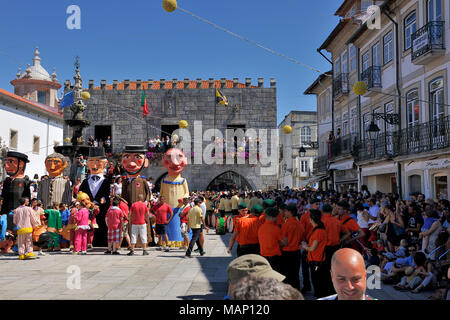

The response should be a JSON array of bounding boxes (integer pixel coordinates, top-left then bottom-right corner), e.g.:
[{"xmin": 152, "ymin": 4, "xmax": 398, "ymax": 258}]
[{"xmin": 20, "ymin": 47, "xmax": 52, "ymax": 81}]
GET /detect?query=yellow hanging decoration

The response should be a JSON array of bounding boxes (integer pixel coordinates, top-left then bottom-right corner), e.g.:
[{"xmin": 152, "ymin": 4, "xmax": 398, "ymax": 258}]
[
  {"xmin": 163, "ymin": 0, "xmax": 177, "ymax": 12},
  {"xmin": 65, "ymin": 137, "xmax": 71, "ymax": 143},
  {"xmin": 238, "ymin": 147, "xmax": 244, "ymax": 152},
  {"xmin": 179, "ymin": 120, "xmax": 188, "ymax": 128},
  {"xmin": 282, "ymin": 125, "xmax": 292, "ymax": 134},
  {"xmin": 353, "ymin": 81, "xmax": 367, "ymax": 96},
  {"xmin": 81, "ymin": 91, "xmax": 91, "ymax": 100}
]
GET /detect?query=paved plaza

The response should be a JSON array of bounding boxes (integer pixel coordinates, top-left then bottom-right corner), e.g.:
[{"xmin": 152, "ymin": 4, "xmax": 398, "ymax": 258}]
[{"xmin": 0, "ymin": 231, "xmax": 430, "ymax": 300}]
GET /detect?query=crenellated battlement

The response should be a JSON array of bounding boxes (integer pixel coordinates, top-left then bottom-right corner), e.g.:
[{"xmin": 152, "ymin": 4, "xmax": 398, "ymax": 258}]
[{"xmin": 64, "ymin": 78, "xmax": 276, "ymax": 91}]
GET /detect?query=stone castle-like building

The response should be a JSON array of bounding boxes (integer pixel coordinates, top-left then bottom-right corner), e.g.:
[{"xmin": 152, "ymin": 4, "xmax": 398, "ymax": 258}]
[{"xmin": 62, "ymin": 77, "xmax": 278, "ymax": 191}]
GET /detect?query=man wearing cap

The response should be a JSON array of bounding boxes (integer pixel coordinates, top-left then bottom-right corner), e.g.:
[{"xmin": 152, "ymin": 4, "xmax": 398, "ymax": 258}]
[
  {"xmin": 227, "ymin": 204, "xmax": 262, "ymax": 257},
  {"xmin": 258, "ymin": 207, "xmax": 283, "ymax": 274},
  {"xmin": 226, "ymin": 254, "xmax": 286, "ymax": 299},
  {"xmin": 259, "ymin": 199, "xmax": 284, "ymax": 226},
  {"xmin": 37, "ymin": 153, "xmax": 72, "ymax": 210},
  {"xmin": 79, "ymin": 147, "xmax": 111, "ymax": 247},
  {"xmin": 1, "ymin": 151, "xmax": 31, "ymax": 231}
]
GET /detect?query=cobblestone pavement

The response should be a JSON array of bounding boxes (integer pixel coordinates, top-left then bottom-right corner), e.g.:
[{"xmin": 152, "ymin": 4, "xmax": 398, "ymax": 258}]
[{"xmin": 0, "ymin": 231, "xmax": 431, "ymax": 300}]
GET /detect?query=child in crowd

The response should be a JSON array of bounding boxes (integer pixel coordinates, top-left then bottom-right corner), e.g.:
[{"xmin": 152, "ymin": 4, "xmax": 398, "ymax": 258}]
[
  {"xmin": 105, "ymin": 198, "xmax": 125, "ymax": 255},
  {"xmin": 74, "ymin": 200, "xmax": 90, "ymax": 255},
  {"xmin": 383, "ymin": 238, "xmax": 408, "ymax": 260},
  {"xmin": 45, "ymin": 202, "xmax": 62, "ymax": 252},
  {"xmin": 420, "ymin": 211, "xmax": 438, "ymax": 252},
  {"xmin": 67, "ymin": 202, "xmax": 80, "ymax": 251},
  {"xmin": 59, "ymin": 203, "xmax": 71, "ymax": 248}
]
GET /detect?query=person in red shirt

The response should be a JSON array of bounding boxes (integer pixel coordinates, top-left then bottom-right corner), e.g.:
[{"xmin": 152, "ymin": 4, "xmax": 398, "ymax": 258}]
[
  {"xmin": 151, "ymin": 195, "xmax": 173, "ymax": 252},
  {"xmin": 337, "ymin": 201, "xmax": 365, "ymax": 253},
  {"xmin": 128, "ymin": 194, "xmax": 151, "ymax": 256},
  {"xmin": 116, "ymin": 196, "xmax": 131, "ymax": 250},
  {"xmin": 299, "ymin": 198, "xmax": 320, "ymax": 293},
  {"xmin": 178, "ymin": 197, "xmax": 191, "ymax": 250},
  {"xmin": 301, "ymin": 209, "xmax": 328, "ymax": 298},
  {"xmin": 280, "ymin": 204, "xmax": 305, "ymax": 290},
  {"xmin": 258, "ymin": 207, "xmax": 283, "ymax": 274},
  {"xmin": 105, "ymin": 198, "xmax": 125, "ymax": 255}
]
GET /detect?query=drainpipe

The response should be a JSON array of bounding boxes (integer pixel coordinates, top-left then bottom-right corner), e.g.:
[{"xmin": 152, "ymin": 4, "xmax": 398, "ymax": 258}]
[{"xmin": 381, "ymin": 7, "xmax": 403, "ymax": 198}]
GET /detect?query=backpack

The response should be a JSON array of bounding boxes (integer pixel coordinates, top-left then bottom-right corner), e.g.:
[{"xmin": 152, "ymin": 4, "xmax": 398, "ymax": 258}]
[{"xmin": 216, "ymin": 216, "xmax": 227, "ymax": 235}]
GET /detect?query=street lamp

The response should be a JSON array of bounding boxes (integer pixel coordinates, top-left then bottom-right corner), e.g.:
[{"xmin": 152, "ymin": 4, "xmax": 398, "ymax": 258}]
[
  {"xmin": 299, "ymin": 146, "xmax": 306, "ymax": 157},
  {"xmin": 366, "ymin": 110, "xmax": 400, "ymax": 141}
]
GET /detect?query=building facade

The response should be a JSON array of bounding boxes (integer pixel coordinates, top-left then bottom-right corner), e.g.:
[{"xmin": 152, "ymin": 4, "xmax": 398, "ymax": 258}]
[
  {"xmin": 62, "ymin": 77, "xmax": 278, "ymax": 191},
  {"xmin": 278, "ymin": 111, "xmax": 318, "ymax": 189},
  {"xmin": 0, "ymin": 48, "xmax": 63, "ymax": 178},
  {"xmin": 311, "ymin": 0, "xmax": 450, "ymax": 200}
]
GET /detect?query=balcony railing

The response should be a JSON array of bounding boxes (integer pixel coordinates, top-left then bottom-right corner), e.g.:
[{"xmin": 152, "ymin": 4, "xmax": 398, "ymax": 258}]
[
  {"xmin": 356, "ymin": 116, "xmax": 450, "ymax": 161},
  {"xmin": 412, "ymin": 21, "xmax": 445, "ymax": 61},
  {"xmin": 329, "ymin": 133, "xmax": 358, "ymax": 159},
  {"xmin": 361, "ymin": 66, "xmax": 382, "ymax": 90},
  {"xmin": 333, "ymin": 73, "xmax": 349, "ymax": 98},
  {"xmin": 313, "ymin": 155, "xmax": 329, "ymax": 174}
]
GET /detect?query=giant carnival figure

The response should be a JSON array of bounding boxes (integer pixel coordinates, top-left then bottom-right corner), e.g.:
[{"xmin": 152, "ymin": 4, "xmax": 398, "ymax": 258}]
[
  {"xmin": 37, "ymin": 153, "xmax": 72, "ymax": 210},
  {"xmin": 160, "ymin": 148, "xmax": 190, "ymax": 247},
  {"xmin": 121, "ymin": 145, "xmax": 152, "ymax": 244},
  {"xmin": 79, "ymin": 147, "xmax": 111, "ymax": 247},
  {"xmin": 1, "ymin": 151, "xmax": 31, "ymax": 231}
]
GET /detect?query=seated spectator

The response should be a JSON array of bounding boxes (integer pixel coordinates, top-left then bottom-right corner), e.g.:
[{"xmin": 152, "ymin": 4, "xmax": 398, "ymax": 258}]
[
  {"xmin": 393, "ymin": 251, "xmax": 427, "ymax": 291},
  {"xmin": 382, "ymin": 239, "xmax": 408, "ymax": 260},
  {"xmin": 230, "ymin": 275, "xmax": 303, "ymax": 300}
]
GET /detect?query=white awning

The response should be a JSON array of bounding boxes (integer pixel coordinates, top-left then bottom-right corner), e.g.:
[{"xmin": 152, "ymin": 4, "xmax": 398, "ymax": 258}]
[
  {"xmin": 329, "ymin": 160, "xmax": 354, "ymax": 171},
  {"xmin": 361, "ymin": 163, "xmax": 397, "ymax": 177}
]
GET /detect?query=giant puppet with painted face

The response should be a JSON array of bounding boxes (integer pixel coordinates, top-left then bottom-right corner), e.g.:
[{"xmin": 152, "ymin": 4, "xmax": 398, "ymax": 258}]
[
  {"xmin": 1, "ymin": 151, "xmax": 31, "ymax": 230},
  {"xmin": 37, "ymin": 153, "xmax": 72, "ymax": 210},
  {"xmin": 79, "ymin": 147, "xmax": 111, "ymax": 247},
  {"xmin": 161, "ymin": 148, "xmax": 189, "ymax": 246},
  {"xmin": 121, "ymin": 145, "xmax": 151, "ymax": 204}
]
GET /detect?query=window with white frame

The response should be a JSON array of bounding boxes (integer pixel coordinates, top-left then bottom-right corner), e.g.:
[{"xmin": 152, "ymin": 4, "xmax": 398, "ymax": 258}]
[
  {"xmin": 430, "ymin": 77, "xmax": 444, "ymax": 121},
  {"xmin": 342, "ymin": 50, "xmax": 348, "ymax": 74},
  {"xmin": 301, "ymin": 126, "xmax": 312, "ymax": 145},
  {"xmin": 363, "ymin": 113, "xmax": 371, "ymax": 140},
  {"xmin": 404, "ymin": 11, "xmax": 417, "ymax": 51},
  {"xmin": 374, "ymin": 107, "xmax": 383, "ymax": 132},
  {"xmin": 342, "ymin": 112, "xmax": 349, "ymax": 135},
  {"xmin": 362, "ymin": 51, "xmax": 370, "ymax": 71},
  {"xmin": 301, "ymin": 160, "xmax": 308, "ymax": 173},
  {"xmin": 350, "ymin": 107, "xmax": 357, "ymax": 134},
  {"xmin": 406, "ymin": 89, "xmax": 419, "ymax": 128},
  {"xmin": 349, "ymin": 44, "xmax": 356, "ymax": 72},
  {"xmin": 383, "ymin": 31, "xmax": 393, "ymax": 64},
  {"xmin": 33, "ymin": 136, "xmax": 40, "ymax": 154},
  {"xmin": 334, "ymin": 58, "xmax": 341, "ymax": 76},
  {"xmin": 385, "ymin": 102, "xmax": 395, "ymax": 133},
  {"xmin": 427, "ymin": 0, "xmax": 442, "ymax": 22},
  {"xmin": 372, "ymin": 42, "xmax": 381, "ymax": 66}
]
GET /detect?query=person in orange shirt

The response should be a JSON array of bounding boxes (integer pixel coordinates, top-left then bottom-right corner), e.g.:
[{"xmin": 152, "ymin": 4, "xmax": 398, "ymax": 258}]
[
  {"xmin": 299, "ymin": 198, "xmax": 320, "ymax": 293},
  {"xmin": 321, "ymin": 203, "xmax": 348, "ymax": 296},
  {"xmin": 280, "ymin": 204, "xmax": 305, "ymax": 290},
  {"xmin": 337, "ymin": 201, "xmax": 365, "ymax": 253},
  {"xmin": 227, "ymin": 204, "xmax": 262, "ymax": 256},
  {"xmin": 259, "ymin": 199, "xmax": 284, "ymax": 226},
  {"xmin": 258, "ymin": 207, "xmax": 283, "ymax": 274},
  {"xmin": 301, "ymin": 209, "xmax": 328, "ymax": 299}
]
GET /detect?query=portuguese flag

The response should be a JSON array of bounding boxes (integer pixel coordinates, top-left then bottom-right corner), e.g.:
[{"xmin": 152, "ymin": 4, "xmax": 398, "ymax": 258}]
[{"xmin": 141, "ymin": 91, "xmax": 149, "ymax": 117}]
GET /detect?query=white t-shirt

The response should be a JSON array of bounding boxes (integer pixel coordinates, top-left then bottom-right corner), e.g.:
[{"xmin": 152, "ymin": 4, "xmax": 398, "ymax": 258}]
[{"xmin": 357, "ymin": 211, "xmax": 369, "ymax": 229}]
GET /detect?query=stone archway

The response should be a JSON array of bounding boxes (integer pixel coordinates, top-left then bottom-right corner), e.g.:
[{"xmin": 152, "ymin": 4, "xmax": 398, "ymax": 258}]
[{"xmin": 206, "ymin": 171, "xmax": 254, "ymax": 191}]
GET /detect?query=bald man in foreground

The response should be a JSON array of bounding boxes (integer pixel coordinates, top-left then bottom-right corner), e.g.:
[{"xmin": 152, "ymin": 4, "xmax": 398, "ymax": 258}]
[{"xmin": 319, "ymin": 248, "xmax": 376, "ymax": 300}]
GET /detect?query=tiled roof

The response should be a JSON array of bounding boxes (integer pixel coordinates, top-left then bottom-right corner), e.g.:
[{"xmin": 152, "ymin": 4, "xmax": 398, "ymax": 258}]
[
  {"xmin": 0, "ymin": 88, "xmax": 62, "ymax": 117},
  {"xmin": 92, "ymin": 79, "xmax": 257, "ymax": 90}
]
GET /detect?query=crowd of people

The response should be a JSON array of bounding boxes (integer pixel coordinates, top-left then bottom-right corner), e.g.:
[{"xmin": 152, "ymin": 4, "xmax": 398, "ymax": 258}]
[{"xmin": 1, "ymin": 167, "xmax": 449, "ymax": 299}]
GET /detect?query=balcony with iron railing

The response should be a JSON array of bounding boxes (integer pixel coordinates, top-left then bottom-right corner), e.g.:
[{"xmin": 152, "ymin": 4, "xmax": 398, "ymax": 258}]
[
  {"xmin": 313, "ymin": 155, "xmax": 329, "ymax": 175},
  {"xmin": 411, "ymin": 21, "xmax": 445, "ymax": 65},
  {"xmin": 360, "ymin": 66, "xmax": 382, "ymax": 96},
  {"xmin": 329, "ymin": 133, "xmax": 358, "ymax": 160},
  {"xmin": 333, "ymin": 73, "xmax": 349, "ymax": 101},
  {"xmin": 356, "ymin": 116, "xmax": 450, "ymax": 162}
]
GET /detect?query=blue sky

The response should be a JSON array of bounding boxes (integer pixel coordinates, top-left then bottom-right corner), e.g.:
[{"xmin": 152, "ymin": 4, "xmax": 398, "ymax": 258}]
[{"xmin": 0, "ymin": 0, "xmax": 340, "ymax": 125}]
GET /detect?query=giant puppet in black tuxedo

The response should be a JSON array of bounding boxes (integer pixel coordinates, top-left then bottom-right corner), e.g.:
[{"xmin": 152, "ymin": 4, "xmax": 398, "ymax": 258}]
[
  {"xmin": 1, "ymin": 151, "xmax": 31, "ymax": 231},
  {"xmin": 79, "ymin": 147, "xmax": 111, "ymax": 247}
]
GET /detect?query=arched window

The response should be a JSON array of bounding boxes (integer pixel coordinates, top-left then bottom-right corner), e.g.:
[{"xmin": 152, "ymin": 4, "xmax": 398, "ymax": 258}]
[
  {"xmin": 301, "ymin": 126, "xmax": 312, "ymax": 145},
  {"xmin": 409, "ymin": 175, "xmax": 422, "ymax": 194},
  {"xmin": 429, "ymin": 77, "xmax": 444, "ymax": 121},
  {"xmin": 404, "ymin": 11, "xmax": 416, "ymax": 50},
  {"xmin": 406, "ymin": 89, "xmax": 419, "ymax": 128}
]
